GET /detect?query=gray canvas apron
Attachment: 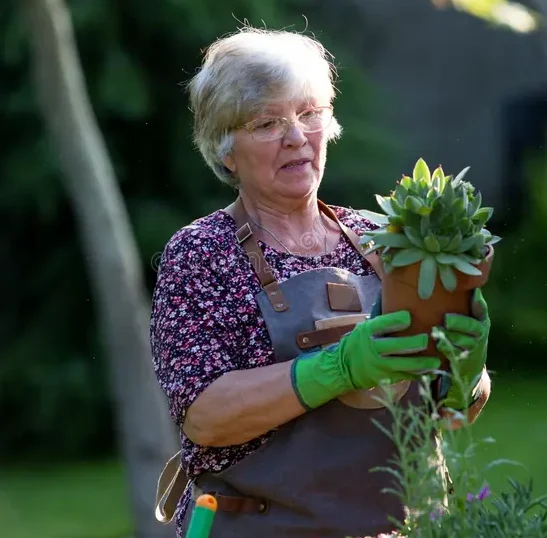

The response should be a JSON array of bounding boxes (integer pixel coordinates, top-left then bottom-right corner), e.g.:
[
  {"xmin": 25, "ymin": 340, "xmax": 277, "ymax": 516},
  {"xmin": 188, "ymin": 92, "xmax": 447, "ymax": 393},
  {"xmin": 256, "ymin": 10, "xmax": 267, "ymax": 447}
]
[{"xmin": 167, "ymin": 197, "xmax": 446, "ymax": 538}]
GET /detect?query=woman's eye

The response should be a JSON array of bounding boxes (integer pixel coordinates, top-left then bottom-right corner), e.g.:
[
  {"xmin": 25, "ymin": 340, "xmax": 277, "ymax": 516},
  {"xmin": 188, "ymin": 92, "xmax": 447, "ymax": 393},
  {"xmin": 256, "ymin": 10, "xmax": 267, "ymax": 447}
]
[{"xmin": 255, "ymin": 119, "xmax": 278, "ymax": 130}]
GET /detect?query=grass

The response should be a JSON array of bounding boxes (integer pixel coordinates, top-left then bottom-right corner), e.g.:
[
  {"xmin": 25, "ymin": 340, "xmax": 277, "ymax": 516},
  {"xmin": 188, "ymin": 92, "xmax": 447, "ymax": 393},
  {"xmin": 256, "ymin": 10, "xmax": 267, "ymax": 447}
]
[
  {"xmin": 0, "ymin": 460, "xmax": 131, "ymax": 538},
  {"xmin": 454, "ymin": 372, "xmax": 547, "ymax": 498},
  {"xmin": 0, "ymin": 373, "xmax": 545, "ymax": 538}
]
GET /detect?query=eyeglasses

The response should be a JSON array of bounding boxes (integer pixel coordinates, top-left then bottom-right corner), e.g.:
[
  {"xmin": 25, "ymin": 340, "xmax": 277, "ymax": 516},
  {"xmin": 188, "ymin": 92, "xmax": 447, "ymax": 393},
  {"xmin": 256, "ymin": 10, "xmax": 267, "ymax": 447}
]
[{"xmin": 237, "ymin": 106, "xmax": 334, "ymax": 142}]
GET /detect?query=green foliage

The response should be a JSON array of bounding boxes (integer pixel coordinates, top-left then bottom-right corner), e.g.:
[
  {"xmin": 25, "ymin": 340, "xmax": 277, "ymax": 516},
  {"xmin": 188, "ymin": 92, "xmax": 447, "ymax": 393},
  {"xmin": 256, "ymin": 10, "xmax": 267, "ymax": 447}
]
[
  {"xmin": 358, "ymin": 334, "xmax": 547, "ymax": 538},
  {"xmin": 358, "ymin": 158, "xmax": 501, "ymax": 299},
  {"xmin": 0, "ymin": 0, "xmax": 397, "ymax": 460}
]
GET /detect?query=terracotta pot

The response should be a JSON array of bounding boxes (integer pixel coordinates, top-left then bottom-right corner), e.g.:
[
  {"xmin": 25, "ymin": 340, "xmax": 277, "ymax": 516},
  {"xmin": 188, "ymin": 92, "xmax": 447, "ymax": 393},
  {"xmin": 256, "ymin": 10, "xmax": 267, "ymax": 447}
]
[{"xmin": 379, "ymin": 246, "xmax": 494, "ymax": 370}]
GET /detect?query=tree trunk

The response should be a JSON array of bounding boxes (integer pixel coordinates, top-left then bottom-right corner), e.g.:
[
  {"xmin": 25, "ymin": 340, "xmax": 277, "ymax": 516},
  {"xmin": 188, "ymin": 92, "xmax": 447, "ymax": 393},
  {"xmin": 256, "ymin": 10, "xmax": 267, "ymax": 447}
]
[{"xmin": 21, "ymin": 1, "xmax": 178, "ymax": 537}]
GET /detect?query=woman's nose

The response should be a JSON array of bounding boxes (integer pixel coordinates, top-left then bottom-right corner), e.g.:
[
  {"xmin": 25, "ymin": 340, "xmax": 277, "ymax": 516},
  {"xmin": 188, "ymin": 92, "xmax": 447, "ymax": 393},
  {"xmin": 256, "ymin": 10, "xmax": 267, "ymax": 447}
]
[{"xmin": 282, "ymin": 123, "xmax": 307, "ymax": 148}]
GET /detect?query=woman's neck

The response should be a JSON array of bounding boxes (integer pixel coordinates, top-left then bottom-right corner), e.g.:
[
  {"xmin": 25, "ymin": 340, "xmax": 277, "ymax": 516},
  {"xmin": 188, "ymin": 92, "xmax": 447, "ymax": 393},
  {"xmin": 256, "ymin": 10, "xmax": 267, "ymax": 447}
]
[{"xmin": 238, "ymin": 191, "xmax": 337, "ymax": 256}]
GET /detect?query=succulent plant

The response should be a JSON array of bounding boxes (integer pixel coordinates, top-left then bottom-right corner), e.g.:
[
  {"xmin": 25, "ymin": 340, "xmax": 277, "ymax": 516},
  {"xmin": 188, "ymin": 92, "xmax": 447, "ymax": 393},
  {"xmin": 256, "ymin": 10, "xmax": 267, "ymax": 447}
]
[{"xmin": 359, "ymin": 158, "xmax": 501, "ymax": 300}]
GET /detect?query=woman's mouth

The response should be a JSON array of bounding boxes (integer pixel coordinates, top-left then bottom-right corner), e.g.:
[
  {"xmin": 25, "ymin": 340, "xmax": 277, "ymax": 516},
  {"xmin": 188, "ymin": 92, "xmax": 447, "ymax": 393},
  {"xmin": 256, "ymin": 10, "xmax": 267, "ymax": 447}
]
[{"xmin": 281, "ymin": 159, "xmax": 311, "ymax": 171}]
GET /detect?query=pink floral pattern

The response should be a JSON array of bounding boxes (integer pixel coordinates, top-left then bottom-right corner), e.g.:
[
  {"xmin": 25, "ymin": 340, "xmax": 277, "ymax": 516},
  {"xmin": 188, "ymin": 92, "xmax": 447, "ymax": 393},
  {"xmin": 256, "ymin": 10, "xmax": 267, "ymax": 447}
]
[{"xmin": 150, "ymin": 205, "xmax": 376, "ymax": 529}]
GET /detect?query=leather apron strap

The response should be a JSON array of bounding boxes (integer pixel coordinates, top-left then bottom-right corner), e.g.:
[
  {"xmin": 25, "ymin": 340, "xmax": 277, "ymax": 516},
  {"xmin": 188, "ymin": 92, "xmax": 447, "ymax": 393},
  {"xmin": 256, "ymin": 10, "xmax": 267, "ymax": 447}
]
[
  {"xmin": 155, "ymin": 451, "xmax": 187, "ymax": 524},
  {"xmin": 224, "ymin": 197, "xmax": 290, "ymax": 312},
  {"xmin": 224, "ymin": 196, "xmax": 383, "ymax": 294},
  {"xmin": 316, "ymin": 200, "xmax": 383, "ymax": 279}
]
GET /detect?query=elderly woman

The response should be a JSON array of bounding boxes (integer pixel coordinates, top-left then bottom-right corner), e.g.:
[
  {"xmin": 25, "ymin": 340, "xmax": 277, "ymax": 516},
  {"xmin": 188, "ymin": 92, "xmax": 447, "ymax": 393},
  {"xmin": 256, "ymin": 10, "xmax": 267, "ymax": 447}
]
[{"xmin": 150, "ymin": 27, "xmax": 491, "ymax": 538}]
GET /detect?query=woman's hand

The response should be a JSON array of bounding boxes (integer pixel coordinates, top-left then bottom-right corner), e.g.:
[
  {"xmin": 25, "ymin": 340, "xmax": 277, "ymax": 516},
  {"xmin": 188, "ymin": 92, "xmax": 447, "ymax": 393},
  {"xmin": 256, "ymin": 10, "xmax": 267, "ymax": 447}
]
[
  {"xmin": 292, "ymin": 311, "xmax": 441, "ymax": 410},
  {"xmin": 434, "ymin": 288, "xmax": 491, "ymax": 410}
]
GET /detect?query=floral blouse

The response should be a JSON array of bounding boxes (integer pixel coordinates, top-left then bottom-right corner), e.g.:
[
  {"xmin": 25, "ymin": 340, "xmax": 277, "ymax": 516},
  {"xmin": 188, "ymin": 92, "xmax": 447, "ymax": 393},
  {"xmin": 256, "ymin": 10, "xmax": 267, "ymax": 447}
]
[{"xmin": 150, "ymin": 204, "xmax": 376, "ymax": 529}]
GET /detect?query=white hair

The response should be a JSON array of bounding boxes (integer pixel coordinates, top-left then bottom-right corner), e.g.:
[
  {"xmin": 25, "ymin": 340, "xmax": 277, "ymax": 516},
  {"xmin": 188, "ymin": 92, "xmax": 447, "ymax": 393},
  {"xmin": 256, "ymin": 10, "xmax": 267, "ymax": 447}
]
[{"xmin": 187, "ymin": 26, "xmax": 343, "ymax": 187}]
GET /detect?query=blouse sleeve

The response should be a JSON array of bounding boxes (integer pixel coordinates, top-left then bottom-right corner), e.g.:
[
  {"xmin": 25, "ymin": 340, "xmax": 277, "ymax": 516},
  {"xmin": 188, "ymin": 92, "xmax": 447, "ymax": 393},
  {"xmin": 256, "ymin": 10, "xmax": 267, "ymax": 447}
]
[{"xmin": 150, "ymin": 232, "xmax": 242, "ymax": 427}]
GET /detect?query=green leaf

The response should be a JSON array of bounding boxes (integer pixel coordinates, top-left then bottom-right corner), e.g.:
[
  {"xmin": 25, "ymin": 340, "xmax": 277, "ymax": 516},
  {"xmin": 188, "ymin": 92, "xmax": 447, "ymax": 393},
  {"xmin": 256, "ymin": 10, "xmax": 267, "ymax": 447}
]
[
  {"xmin": 439, "ymin": 264, "xmax": 457, "ymax": 292},
  {"xmin": 418, "ymin": 256, "xmax": 437, "ymax": 300},
  {"xmin": 435, "ymin": 253, "xmax": 461, "ymax": 264},
  {"xmin": 400, "ymin": 175, "xmax": 412, "ymax": 189},
  {"xmin": 437, "ymin": 235, "xmax": 451, "ymax": 249},
  {"xmin": 462, "ymin": 191, "xmax": 469, "ymax": 213},
  {"xmin": 460, "ymin": 218, "xmax": 473, "ymax": 235},
  {"xmin": 370, "ymin": 232, "xmax": 413, "ymax": 248},
  {"xmin": 413, "ymin": 158, "xmax": 431, "ymax": 183},
  {"xmin": 452, "ymin": 258, "xmax": 483, "ymax": 276},
  {"xmin": 417, "ymin": 178, "xmax": 430, "ymax": 197},
  {"xmin": 453, "ymin": 166, "xmax": 470, "ymax": 184},
  {"xmin": 460, "ymin": 254, "xmax": 482, "ymax": 265},
  {"xmin": 469, "ymin": 245, "xmax": 483, "ymax": 259},
  {"xmin": 375, "ymin": 195, "xmax": 396, "ymax": 216},
  {"xmin": 458, "ymin": 234, "xmax": 484, "ymax": 253},
  {"xmin": 450, "ymin": 198, "xmax": 465, "ymax": 217},
  {"xmin": 468, "ymin": 191, "xmax": 482, "ymax": 217},
  {"xmin": 388, "ymin": 215, "xmax": 405, "ymax": 227},
  {"xmin": 426, "ymin": 187, "xmax": 439, "ymax": 204},
  {"xmin": 472, "ymin": 206, "xmax": 494, "ymax": 226},
  {"xmin": 391, "ymin": 248, "xmax": 426, "ymax": 267},
  {"xmin": 486, "ymin": 235, "xmax": 502, "ymax": 245},
  {"xmin": 445, "ymin": 232, "xmax": 462, "ymax": 252},
  {"xmin": 443, "ymin": 181, "xmax": 455, "ymax": 206},
  {"xmin": 358, "ymin": 209, "xmax": 390, "ymax": 225},
  {"xmin": 403, "ymin": 226, "xmax": 425, "ymax": 248},
  {"xmin": 390, "ymin": 197, "xmax": 404, "ymax": 215},
  {"xmin": 440, "ymin": 212, "xmax": 456, "ymax": 230},
  {"xmin": 430, "ymin": 199, "xmax": 444, "ymax": 223},
  {"xmin": 417, "ymin": 205, "xmax": 432, "ymax": 216},
  {"xmin": 394, "ymin": 184, "xmax": 407, "ymax": 206},
  {"xmin": 431, "ymin": 166, "xmax": 443, "ymax": 180},
  {"xmin": 480, "ymin": 228, "xmax": 492, "ymax": 240},
  {"xmin": 404, "ymin": 196, "xmax": 423, "ymax": 214},
  {"xmin": 431, "ymin": 166, "xmax": 444, "ymax": 188},
  {"xmin": 420, "ymin": 215, "xmax": 430, "ymax": 237},
  {"xmin": 424, "ymin": 234, "xmax": 441, "ymax": 253},
  {"xmin": 402, "ymin": 209, "xmax": 421, "ymax": 230}
]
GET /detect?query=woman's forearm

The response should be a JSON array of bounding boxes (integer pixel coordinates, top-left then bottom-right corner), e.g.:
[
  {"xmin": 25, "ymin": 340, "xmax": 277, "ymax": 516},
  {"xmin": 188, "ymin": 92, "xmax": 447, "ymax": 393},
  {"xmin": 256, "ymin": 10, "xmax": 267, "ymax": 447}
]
[{"xmin": 183, "ymin": 360, "xmax": 307, "ymax": 447}]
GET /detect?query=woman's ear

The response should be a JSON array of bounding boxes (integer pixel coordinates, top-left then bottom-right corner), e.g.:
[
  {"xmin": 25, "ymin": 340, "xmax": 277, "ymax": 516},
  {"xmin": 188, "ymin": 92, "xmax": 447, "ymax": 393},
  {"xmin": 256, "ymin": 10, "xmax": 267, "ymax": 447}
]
[{"xmin": 223, "ymin": 154, "xmax": 236, "ymax": 174}]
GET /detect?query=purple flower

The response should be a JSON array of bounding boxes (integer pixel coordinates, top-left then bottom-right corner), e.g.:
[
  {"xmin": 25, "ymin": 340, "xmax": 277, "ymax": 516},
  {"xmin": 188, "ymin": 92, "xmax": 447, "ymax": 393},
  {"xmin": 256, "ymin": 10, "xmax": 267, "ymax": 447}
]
[
  {"xmin": 466, "ymin": 484, "xmax": 491, "ymax": 503},
  {"xmin": 477, "ymin": 485, "xmax": 491, "ymax": 500},
  {"xmin": 429, "ymin": 507, "xmax": 445, "ymax": 521}
]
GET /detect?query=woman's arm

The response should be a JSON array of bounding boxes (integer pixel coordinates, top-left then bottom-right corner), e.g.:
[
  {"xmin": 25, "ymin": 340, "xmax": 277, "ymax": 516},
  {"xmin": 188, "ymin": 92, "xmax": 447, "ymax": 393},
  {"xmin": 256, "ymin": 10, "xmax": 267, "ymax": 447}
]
[
  {"xmin": 184, "ymin": 360, "xmax": 306, "ymax": 446},
  {"xmin": 151, "ymin": 233, "xmax": 307, "ymax": 448}
]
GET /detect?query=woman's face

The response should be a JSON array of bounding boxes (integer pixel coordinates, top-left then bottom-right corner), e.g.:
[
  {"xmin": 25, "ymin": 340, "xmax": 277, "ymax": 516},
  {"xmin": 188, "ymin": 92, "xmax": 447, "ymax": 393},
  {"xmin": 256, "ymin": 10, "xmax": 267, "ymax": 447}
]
[{"xmin": 223, "ymin": 97, "xmax": 331, "ymax": 204}]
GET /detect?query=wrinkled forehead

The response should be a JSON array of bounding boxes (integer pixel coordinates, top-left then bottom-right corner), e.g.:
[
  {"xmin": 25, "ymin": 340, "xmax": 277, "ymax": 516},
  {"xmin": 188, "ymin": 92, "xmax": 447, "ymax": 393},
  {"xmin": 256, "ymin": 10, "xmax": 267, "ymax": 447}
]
[
  {"xmin": 242, "ymin": 85, "xmax": 332, "ymax": 122},
  {"xmin": 221, "ymin": 51, "xmax": 335, "ymax": 127},
  {"xmin": 253, "ymin": 98, "xmax": 322, "ymax": 118}
]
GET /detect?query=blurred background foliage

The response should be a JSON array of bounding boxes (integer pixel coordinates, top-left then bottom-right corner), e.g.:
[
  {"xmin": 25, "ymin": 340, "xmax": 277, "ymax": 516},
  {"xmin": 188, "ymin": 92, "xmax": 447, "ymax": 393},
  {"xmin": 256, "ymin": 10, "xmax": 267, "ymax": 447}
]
[
  {"xmin": 1, "ymin": 0, "xmax": 547, "ymax": 536},
  {"xmin": 1, "ymin": 0, "xmax": 401, "ymax": 462}
]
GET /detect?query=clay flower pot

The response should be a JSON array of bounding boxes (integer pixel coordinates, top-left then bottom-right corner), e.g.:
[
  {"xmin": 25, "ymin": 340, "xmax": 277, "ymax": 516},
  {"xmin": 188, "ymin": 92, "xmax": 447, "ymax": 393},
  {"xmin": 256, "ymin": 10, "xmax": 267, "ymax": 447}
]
[{"xmin": 378, "ymin": 246, "xmax": 494, "ymax": 369}]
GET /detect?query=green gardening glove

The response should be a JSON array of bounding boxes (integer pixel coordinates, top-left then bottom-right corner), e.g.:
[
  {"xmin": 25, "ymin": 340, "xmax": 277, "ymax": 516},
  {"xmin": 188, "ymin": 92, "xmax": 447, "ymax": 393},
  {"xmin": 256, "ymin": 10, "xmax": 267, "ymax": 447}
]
[
  {"xmin": 435, "ymin": 288, "xmax": 490, "ymax": 410},
  {"xmin": 292, "ymin": 311, "xmax": 442, "ymax": 410}
]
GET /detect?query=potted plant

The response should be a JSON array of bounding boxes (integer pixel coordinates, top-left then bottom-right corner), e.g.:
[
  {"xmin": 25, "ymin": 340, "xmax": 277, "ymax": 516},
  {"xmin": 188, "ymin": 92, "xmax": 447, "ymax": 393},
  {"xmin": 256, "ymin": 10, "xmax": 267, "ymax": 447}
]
[{"xmin": 359, "ymin": 158, "xmax": 500, "ymax": 368}]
